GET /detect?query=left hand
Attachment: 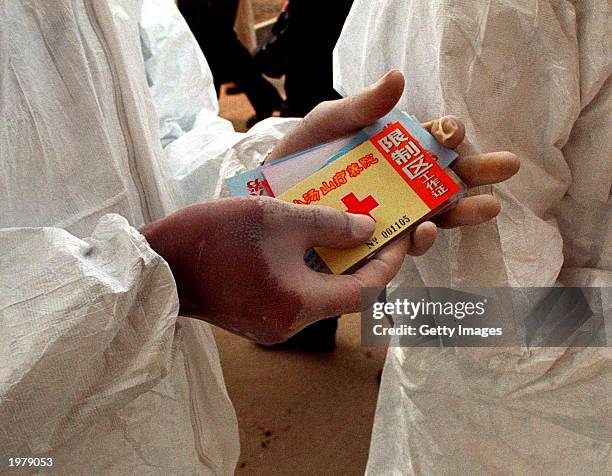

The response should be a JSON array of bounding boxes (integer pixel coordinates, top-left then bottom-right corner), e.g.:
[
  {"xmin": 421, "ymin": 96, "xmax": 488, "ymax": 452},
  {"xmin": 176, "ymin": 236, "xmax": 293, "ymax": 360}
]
[{"xmin": 267, "ymin": 70, "xmax": 520, "ymax": 256}]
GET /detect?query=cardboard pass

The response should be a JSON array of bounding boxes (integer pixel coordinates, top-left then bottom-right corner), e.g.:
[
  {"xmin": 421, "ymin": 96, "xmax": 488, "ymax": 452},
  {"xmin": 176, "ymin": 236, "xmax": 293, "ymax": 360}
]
[{"xmin": 278, "ymin": 122, "xmax": 463, "ymax": 274}]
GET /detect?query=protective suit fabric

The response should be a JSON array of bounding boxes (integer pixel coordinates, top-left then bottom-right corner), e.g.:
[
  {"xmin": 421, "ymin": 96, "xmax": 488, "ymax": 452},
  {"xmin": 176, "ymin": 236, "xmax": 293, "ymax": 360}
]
[
  {"xmin": 0, "ymin": 0, "xmax": 296, "ymax": 473},
  {"xmin": 334, "ymin": 1, "xmax": 611, "ymax": 474}
]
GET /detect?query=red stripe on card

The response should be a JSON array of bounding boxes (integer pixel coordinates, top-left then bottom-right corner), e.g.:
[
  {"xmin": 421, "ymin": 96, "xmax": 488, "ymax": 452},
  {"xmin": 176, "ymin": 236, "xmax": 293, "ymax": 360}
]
[{"xmin": 371, "ymin": 122, "xmax": 459, "ymax": 210}]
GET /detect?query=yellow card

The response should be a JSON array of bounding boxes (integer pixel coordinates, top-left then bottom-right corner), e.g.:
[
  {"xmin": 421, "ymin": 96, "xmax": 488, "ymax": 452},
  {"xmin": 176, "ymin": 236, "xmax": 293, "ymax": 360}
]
[{"xmin": 277, "ymin": 122, "xmax": 462, "ymax": 274}]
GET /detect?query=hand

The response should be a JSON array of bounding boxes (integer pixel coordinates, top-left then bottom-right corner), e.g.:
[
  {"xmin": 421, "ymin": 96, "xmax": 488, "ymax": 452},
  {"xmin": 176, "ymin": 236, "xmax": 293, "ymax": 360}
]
[
  {"xmin": 140, "ymin": 197, "xmax": 409, "ymax": 344},
  {"xmin": 267, "ymin": 70, "xmax": 520, "ymax": 256}
]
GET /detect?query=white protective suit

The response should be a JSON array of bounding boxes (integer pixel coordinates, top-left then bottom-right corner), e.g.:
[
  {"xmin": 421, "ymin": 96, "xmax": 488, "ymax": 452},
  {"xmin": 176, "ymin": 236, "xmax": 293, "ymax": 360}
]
[
  {"xmin": 335, "ymin": 1, "xmax": 611, "ymax": 475},
  {"xmin": 0, "ymin": 0, "xmax": 297, "ymax": 473}
]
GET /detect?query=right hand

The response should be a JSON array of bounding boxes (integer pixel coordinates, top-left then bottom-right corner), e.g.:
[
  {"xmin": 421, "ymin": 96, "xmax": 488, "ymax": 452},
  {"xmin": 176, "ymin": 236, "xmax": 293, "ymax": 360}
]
[
  {"xmin": 268, "ymin": 71, "xmax": 520, "ymax": 257},
  {"xmin": 140, "ymin": 197, "xmax": 409, "ymax": 344}
]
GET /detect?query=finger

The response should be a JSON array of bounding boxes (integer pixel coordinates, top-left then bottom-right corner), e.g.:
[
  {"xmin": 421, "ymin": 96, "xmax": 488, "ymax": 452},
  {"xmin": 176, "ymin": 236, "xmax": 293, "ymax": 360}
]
[
  {"xmin": 435, "ymin": 195, "xmax": 501, "ymax": 228},
  {"xmin": 421, "ymin": 116, "xmax": 465, "ymax": 149},
  {"xmin": 407, "ymin": 221, "xmax": 438, "ymax": 256},
  {"xmin": 305, "ymin": 236, "xmax": 410, "ymax": 318},
  {"xmin": 353, "ymin": 235, "xmax": 410, "ymax": 288},
  {"xmin": 451, "ymin": 152, "xmax": 520, "ymax": 187},
  {"xmin": 268, "ymin": 70, "xmax": 405, "ymax": 161},
  {"xmin": 289, "ymin": 204, "xmax": 376, "ymax": 249}
]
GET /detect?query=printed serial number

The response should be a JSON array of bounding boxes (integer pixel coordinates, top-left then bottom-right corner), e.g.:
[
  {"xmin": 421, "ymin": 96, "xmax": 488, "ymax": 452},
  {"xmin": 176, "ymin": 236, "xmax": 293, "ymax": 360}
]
[
  {"xmin": 8, "ymin": 457, "xmax": 53, "ymax": 468},
  {"xmin": 381, "ymin": 215, "xmax": 411, "ymax": 240},
  {"xmin": 364, "ymin": 215, "xmax": 411, "ymax": 250}
]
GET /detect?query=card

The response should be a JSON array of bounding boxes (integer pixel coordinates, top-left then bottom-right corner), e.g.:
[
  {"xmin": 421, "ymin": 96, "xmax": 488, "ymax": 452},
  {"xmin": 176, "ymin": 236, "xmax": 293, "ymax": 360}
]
[
  {"xmin": 277, "ymin": 121, "xmax": 464, "ymax": 274},
  {"xmin": 225, "ymin": 108, "xmax": 457, "ymax": 198},
  {"xmin": 263, "ymin": 134, "xmax": 367, "ymax": 196},
  {"xmin": 225, "ymin": 167, "xmax": 273, "ymax": 198},
  {"xmin": 225, "ymin": 134, "xmax": 369, "ymax": 198},
  {"xmin": 364, "ymin": 110, "xmax": 458, "ymax": 168}
]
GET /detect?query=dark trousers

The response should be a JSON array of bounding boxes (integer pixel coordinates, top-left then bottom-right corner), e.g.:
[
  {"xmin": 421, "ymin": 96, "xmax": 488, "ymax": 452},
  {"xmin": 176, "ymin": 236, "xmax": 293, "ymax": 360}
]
[
  {"xmin": 179, "ymin": 0, "xmax": 281, "ymax": 116},
  {"xmin": 281, "ymin": 0, "xmax": 354, "ymax": 118}
]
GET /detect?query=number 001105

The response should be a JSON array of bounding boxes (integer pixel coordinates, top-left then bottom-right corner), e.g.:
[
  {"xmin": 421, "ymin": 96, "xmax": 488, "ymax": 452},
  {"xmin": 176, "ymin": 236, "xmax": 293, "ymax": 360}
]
[{"xmin": 381, "ymin": 215, "xmax": 410, "ymax": 239}]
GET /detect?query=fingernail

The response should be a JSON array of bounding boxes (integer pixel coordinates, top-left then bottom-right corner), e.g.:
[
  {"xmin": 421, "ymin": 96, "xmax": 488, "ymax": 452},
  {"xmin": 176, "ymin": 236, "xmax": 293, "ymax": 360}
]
[
  {"xmin": 440, "ymin": 117, "xmax": 457, "ymax": 136},
  {"xmin": 349, "ymin": 213, "xmax": 376, "ymax": 239}
]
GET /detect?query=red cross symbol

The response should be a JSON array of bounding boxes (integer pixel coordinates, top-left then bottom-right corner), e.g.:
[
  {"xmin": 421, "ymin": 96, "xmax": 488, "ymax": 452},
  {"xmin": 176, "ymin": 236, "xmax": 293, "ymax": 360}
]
[{"xmin": 341, "ymin": 192, "xmax": 379, "ymax": 220}]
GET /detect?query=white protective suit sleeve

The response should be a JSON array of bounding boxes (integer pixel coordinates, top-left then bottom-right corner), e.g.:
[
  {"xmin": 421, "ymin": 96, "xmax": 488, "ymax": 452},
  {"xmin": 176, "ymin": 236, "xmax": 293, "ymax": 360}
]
[
  {"xmin": 0, "ymin": 215, "xmax": 179, "ymax": 455},
  {"xmin": 334, "ymin": 1, "xmax": 611, "ymax": 475},
  {"xmin": 139, "ymin": 0, "xmax": 299, "ymax": 207},
  {"xmin": 0, "ymin": 0, "xmax": 296, "ymax": 463}
]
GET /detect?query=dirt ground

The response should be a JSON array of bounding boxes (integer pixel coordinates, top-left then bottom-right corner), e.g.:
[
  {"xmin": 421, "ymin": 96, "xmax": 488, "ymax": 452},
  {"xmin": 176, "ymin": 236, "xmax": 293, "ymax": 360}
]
[{"xmin": 212, "ymin": 315, "xmax": 386, "ymax": 475}]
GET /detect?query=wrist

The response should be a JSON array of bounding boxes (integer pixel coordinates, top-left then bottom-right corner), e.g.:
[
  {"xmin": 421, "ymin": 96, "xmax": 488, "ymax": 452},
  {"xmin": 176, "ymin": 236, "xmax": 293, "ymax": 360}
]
[
  {"xmin": 139, "ymin": 219, "xmax": 167, "ymax": 260},
  {"xmin": 139, "ymin": 206, "xmax": 213, "ymax": 313},
  {"xmin": 141, "ymin": 219, "xmax": 198, "ymax": 315}
]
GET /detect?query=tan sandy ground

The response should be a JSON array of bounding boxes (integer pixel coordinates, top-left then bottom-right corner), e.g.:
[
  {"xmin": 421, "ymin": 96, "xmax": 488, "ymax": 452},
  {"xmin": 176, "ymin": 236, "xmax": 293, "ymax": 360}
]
[{"xmin": 212, "ymin": 315, "xmax": 386, "ymax": 475}]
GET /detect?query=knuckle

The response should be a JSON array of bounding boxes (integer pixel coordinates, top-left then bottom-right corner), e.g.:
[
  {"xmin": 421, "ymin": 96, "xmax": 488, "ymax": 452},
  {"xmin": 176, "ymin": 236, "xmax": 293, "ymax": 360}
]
[
  {"xmin": 411, "ymin": 245, "xmax": 429, "ymax": 257},
  {"xmin": 304, "ymin": 100, "xmax": 337, "ymax": 134},
  {"xmin": 340, "ymin": 210, "xmax": 353, "ymax": 237},
  {"xmin": 328, "ymin": 209, "xmax": 352, "ymax": 243},
  {"xmin": 351, "ymin": 98, "xmax": 373, "ymax": 125},
  {"xmin": 301, "ymin": 204, "xmax": 326, "ymax": 230},
  {"xmin": 299, "ymin": 111, "xmax": 317, "ymax": 133},
  {"xmin": 312, "ymin": 100, "xmax": 334, "ymax": 115},
  {"xmin": 236, "ymin": 195, "xmax": 267, "ymax": 212},
  {"xmin": 245, "ymin": 195, "xmax": 290, "ymax": 221},
  {"xmin": 303, "ymin": 102, "xmax": 328, "ymax": 128},
  {"xmin": 234, "ymin": 195, "xmax": 270, "ymax": 227},
  {"xmin": 315, "ymin": 207, "xmax": 349, "ymax": 242}
]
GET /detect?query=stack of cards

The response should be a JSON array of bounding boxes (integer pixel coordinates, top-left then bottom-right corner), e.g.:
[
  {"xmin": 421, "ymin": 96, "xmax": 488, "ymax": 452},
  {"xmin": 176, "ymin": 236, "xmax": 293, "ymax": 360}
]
[{"xmin": 227, "ymin": 109, "xmax": 464, "ymax": 274}]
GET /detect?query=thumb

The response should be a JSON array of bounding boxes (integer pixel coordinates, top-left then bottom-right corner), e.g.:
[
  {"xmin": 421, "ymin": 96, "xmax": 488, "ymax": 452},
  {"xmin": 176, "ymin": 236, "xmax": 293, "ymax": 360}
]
[
  {"xmin": 268, "ymin": 70, "xmax": 405, "ymax": 161},
  {"xmin": 291, "ymin": 204, "xmax": 376, "ymax": 249}
]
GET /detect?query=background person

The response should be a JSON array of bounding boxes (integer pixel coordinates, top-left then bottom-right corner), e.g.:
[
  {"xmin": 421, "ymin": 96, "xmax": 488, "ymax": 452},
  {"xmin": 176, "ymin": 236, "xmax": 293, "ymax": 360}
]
[
  {"xmin": 178, "ymin": 0, "xmax": 282, "ymax": 127},
  {"xmin": 280, "ymin": 0, "xmax": 354, "ymax": 118}
]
